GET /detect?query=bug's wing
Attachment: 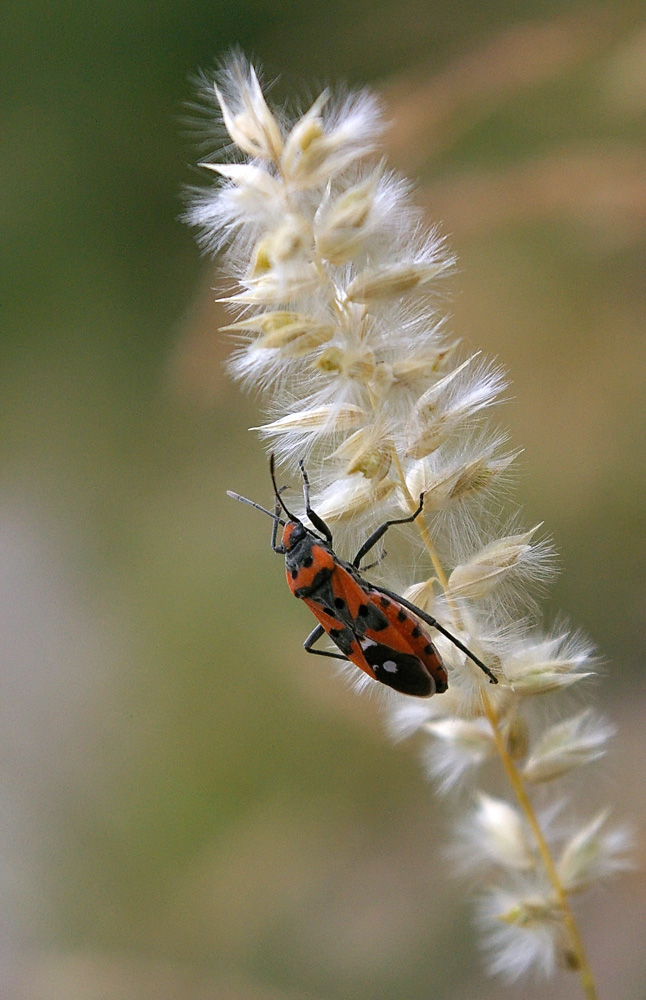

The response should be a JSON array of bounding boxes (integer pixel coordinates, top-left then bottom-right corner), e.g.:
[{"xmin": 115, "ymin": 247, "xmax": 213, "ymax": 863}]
[
  {"xmin": 358, "ymin": 636, "xmax": 438, "ymax": 696},
  {"xmin": 325, "ymin": 570, "xmax": 447, "ymax": 696},
  {"xmin": 303, "ymin": 573, "xmax": 439, "ymax": 697},
  {"xmin": 363, "ymin": 588, "xmax": 448, "ymax": 694}
]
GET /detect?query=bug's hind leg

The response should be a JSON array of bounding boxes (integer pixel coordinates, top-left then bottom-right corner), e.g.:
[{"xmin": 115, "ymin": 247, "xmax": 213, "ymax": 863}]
[
  {"xmin": 304, "ymin": 624, "xmax": 348, "ymax": 661},
  {"xmin": 352, "ymin": 494, "xmax": 425, "ymax": 568},
  {"xmin": 369, "ymin": 584, "xmax": 498, "ymax": 684}
]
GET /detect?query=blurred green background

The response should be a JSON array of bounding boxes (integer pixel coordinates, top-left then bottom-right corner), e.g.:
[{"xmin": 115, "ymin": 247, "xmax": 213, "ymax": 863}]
[{"xmin": 2, "ymin": 1, "xmax": 645, "ymax": 998}]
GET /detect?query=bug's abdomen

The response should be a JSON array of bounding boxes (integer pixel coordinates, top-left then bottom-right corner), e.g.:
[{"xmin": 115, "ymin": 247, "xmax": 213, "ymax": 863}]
[
  {"xmin": 302, "ymin": 567, "xmax": 448, "ymax": 697},
  {"xmin": 305, "ymin": 594, "xmax": 441, "ymax": 696},
  {"xmin": 364, "ymin": 589, "xmax": 448, "ymax": 695}
]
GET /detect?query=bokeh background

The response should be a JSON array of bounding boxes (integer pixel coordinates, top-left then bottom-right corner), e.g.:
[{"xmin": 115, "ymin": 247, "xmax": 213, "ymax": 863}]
[{"xmin": 2, "ymin": 1, "xmax": 645, "ymax": 998}]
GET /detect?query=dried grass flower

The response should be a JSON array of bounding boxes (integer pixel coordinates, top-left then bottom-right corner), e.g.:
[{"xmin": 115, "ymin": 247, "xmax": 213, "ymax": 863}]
[{"xmin": 187, "ymin": 54, "xmax": 630, "ymax": 998}]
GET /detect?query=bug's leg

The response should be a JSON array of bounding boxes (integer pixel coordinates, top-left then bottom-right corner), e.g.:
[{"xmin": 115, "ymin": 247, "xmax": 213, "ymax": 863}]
[
  {"xmin": 303, "ymin": 624, "xmax": 349, "ymax": 661},
  {"xmin": 370, "ymin": 584, "xmax": 498, "ymax": 684},
  {"xmin": 361, "ymin": 548, "xmax": 387, "ymax": 572},
  {"xmin": 352, "ymin": 493, "xmax": 425, "ymax": 568},
  {"xmin": 272, "ymin": 492, "xmax": 286, "ymax": 553},
  {"xmin": 298, "ymin": 459, "xmax": 333, "ymax": 544}
]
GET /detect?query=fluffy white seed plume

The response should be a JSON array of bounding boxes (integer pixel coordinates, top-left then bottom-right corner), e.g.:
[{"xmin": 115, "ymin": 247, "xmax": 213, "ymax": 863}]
[
  {"xmin": 522, "ymin": 710, "xmax": 614, "ymax": 784},
  {"xmin": 463, "ymin": 794, "xmax": 536, "ymax": 872},
  {"xmin": 214, "ymin": 59, "xmax": 283, "ymax": 161},
  {"xmin": 405, "ymin": 431, "xmax": 518, "ymax": 513},
  {"xmin": 557, "ymin": 811, "xmax": 634, "ymax": 892},
  {"xmin": 504, "ymin": 632, "xmax": 595, "ymax": 695},
  {"xmin": 188, "ymin": 55, "xmax": 629, "ymax": 992},
  {"xmin": 421, "ymin": 717, "xmax": 495, "ymax": 791},
  {"xmin": 477, "ymin": 888, "xmax": 566, "ymax": 981},
  {"xmin": 447, "ymin": 525, "xmax": 548, "ymax": 601}
]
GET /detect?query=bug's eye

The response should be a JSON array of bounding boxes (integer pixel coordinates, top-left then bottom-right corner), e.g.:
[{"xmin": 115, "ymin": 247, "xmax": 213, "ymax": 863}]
[{"xmin": 287, "ymin": 521, "xmax": 305, "ymax": 547}]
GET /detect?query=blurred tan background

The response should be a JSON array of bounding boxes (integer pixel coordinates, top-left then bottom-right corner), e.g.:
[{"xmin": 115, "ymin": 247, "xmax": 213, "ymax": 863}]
[{"xmin": 1, "ymin": 2, "xmax": 645, "ymax": 998}]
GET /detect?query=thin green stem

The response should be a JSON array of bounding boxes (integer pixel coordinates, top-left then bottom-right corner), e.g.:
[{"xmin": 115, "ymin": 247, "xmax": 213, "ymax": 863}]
[
  {"xmin": 392, "ymin": 452, "xmax": 449, "ymax": 591},
  {"xmin": 392, "ymin": 454, "xmax": 599, "ymax": 1000},
  {"xmin": 479, "ymin": 689, "xmax": 598, "ymax": 1000}
]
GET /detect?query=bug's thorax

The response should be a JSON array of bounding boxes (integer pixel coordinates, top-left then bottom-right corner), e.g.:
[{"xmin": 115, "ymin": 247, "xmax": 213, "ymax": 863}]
[{"xmin": 283, "ymin": 521, "xmax": 336, "ymax": 599}]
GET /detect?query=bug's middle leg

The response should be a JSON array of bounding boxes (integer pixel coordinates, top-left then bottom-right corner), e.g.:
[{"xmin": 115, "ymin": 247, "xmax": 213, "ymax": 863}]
[
  {"xmin": 361, "ymin": 548, "xmax": 387, "ymax": 572},
  {"xmin": 352, "ymin": 493, "xmax": 425, "ymax": 568}
]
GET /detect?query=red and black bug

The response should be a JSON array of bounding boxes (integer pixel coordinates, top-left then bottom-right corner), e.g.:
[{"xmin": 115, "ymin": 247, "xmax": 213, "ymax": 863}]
[{"xmin": 228, "ymin": 457, "xmax": 497, "ymax": 697}]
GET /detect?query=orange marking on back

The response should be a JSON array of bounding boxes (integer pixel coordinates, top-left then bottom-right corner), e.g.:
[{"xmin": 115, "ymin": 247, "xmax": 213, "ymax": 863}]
[
  {"xmin": 328, "ymin": 563, "xmax": 372, "ymax": 620},
  {"xmin": 303, "ymin": 597, "xmax": 377, "ymax": 680},
  {"xmin": 285, "ymin": 544, "xmax": 335, "ymax": 594}
]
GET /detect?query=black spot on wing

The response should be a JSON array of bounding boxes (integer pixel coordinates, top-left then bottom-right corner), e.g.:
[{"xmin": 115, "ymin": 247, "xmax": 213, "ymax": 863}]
[
  {"xmin": 355, "ymin": 601, "xmax": 389, "ymax": 631},
  {"xmin": 362, "ymin": 642, "xmax": 435, "ymax": 697}
]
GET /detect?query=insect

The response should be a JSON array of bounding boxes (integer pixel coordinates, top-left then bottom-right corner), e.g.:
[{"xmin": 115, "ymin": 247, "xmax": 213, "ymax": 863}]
[{"xmin": 228, "ymin": 456, "xmax": 498, "ymax": 697}]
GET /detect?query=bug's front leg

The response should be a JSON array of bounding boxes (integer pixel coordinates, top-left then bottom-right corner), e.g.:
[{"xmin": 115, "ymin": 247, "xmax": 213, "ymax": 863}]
[
  {"xmin": 272, "ymin": 492, "xmax": 286, "ymax": 553},
  {"xmin": 298, "ymin": 459, "xmax": 334, "ymax": 544},
  {"xmin": 303, "ymin": 624, "xmax": 349, "ymax": 661}
]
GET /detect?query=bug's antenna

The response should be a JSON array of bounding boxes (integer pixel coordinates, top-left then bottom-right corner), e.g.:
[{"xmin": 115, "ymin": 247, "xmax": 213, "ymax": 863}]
[
  {"xmin": 269, "ymin": 453, "xmax": 299, "ymax": 523},
  {"xmin": 226, "ymin": 491, "xmax": 286, "ymax": 527}
]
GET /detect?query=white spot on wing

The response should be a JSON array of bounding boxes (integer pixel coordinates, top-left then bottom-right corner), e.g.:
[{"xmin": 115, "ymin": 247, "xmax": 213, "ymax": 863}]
[
  {"xmin": 383, "ymin": 660, "xmax": 398, "ymax": 673},
  {"xmin": 360, "ymin": 638, "xmax": 378, "ymax": 650}
]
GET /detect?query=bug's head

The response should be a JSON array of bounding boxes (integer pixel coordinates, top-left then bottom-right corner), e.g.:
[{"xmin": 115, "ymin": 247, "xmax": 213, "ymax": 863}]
[
  {"xmin": 270, "ymin": 454, "xmax": 308, "ymax": 551},
  {"xmin": 281, "ymin": 519, "xmax": 307, "ymax": 551}
]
